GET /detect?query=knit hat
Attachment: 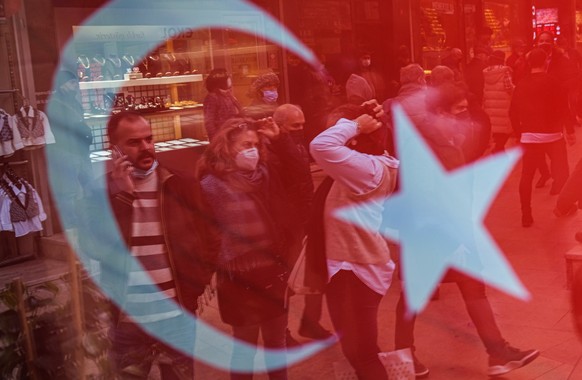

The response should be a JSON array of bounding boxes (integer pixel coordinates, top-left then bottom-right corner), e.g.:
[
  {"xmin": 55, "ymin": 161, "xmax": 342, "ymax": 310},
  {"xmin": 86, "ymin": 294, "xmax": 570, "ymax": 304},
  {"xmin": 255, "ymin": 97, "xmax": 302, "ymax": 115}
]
[{"xmin": 248, "ymin": 71, "xmax": 280, "ymax": 97}]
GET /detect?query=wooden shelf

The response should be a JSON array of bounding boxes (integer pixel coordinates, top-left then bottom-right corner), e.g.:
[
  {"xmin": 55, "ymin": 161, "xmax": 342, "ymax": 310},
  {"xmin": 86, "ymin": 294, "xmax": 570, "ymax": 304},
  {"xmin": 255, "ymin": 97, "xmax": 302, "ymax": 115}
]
[{"xmin": 79, "ymin": 74, "xmax": 203, "ymax": 90}]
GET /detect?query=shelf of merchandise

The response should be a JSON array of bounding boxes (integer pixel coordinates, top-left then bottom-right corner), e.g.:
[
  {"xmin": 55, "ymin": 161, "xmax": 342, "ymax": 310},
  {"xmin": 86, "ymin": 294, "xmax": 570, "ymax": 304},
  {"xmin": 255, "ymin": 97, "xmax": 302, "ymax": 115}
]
[{"xmin": 78, "ymin": 74, "xmax": 203, "ymax": 90}]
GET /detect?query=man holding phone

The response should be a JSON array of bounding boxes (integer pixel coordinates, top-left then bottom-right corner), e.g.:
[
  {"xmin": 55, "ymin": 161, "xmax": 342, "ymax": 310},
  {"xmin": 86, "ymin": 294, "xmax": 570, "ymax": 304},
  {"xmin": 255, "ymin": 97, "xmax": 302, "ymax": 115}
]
[{"xmin": 87, "ymin": 110, "xmax": 215, "ymax": 379}]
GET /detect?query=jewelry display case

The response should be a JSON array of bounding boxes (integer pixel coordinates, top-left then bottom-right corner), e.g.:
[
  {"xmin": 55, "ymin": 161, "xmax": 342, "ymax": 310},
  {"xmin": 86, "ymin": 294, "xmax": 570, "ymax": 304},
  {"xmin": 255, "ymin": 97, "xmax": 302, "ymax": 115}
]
[{"xmin": 70, "ymin": 22, "xmax": 283, "ymax": 152}]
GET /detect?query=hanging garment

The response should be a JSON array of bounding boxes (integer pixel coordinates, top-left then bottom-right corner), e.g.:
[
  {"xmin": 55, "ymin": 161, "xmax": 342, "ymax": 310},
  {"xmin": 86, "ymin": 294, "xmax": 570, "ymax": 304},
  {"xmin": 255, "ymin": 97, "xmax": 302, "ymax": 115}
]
[
  {"xmin": 0, "ymin": 109, "xmax": 24, "ymax": 157},
  {"xmin": 14, "ymin": 107, "xmax": 56, "ymax": 148},
  {"xmin": 0, "ymin": 174, "xmax": 46, "ymax": 237}
]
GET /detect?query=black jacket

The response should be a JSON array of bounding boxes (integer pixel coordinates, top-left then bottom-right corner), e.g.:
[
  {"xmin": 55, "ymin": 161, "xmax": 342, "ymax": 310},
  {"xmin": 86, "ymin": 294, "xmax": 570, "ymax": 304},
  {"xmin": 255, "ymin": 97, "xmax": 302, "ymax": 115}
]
[{"xmin": 82, "ymin": 166, "xmax": 215, "ymax": 316}]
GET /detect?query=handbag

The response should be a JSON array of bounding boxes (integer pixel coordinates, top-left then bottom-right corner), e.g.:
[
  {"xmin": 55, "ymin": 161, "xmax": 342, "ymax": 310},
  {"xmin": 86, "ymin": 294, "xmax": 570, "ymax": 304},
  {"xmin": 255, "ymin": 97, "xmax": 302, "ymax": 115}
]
[
  {"xmin": 333, "ymin": 348, "xmax": 415, "ymax": 380},
  {"xmin": 287, "ymin": 237, "xmax": 321, "ymax": 295}
]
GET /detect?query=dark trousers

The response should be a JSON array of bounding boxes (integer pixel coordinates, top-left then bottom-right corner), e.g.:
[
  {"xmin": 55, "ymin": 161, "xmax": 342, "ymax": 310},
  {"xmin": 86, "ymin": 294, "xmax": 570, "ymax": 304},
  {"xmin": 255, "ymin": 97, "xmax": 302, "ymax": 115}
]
[
  {"xmin": 230, "ymin": 314, "xmax": 288, "ymax": 380},
  {"xmin": 302, "ymin": 293, "xmax": 324, "ymax": 324},
  {"xmin": 110, "ymin": 320, "xmax": 194, "ymax": 380},
  {"xmin": 519, "ymin": 139, "xmax": 569, "ymax": 215},
  {"xmin": 395, "ymin": 270, "xmax": 505, "ymax": 356},
  {"xmin": 492, "ymin": 133, "xmax": 510, "ymax": 153},
  {"xmin": 326, "ymin": 270, "xmax": 387, "ymax": 380},
  {"xmin": 556, "ymin": 157, "xmax": 582, "ymax": 213}
]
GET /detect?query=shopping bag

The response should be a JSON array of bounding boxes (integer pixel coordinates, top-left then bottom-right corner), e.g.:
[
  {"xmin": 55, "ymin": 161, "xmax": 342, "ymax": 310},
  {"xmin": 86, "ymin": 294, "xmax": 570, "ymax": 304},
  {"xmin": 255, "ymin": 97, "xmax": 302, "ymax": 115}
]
[
  {"xmin": 332, "ymin": 360, "xmax": 357, "ymax": 380},
  {"xmin": 287, "ymin": 237, "xmax": 319, "ymax": 295},
  {"xmin": 378, "ymin": 348, "xmax": 415, "ymax": 380},
  {"xmin": 333, "ymin": 348, "xmax": 415, "ymax": 380}
]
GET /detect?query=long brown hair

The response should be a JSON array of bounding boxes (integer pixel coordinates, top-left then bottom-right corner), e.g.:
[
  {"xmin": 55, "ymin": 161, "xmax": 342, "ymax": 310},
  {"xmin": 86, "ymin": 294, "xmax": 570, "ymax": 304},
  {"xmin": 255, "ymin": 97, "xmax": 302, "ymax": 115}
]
[{"xmin": 195, "ymin": 117, "xmax": 268, "ymax": 180}]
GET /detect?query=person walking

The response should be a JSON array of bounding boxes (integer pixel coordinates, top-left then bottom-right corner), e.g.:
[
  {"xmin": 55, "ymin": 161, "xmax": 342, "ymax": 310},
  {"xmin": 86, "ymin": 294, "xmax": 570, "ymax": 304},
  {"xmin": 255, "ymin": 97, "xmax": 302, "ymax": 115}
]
[
  {"xmin": 395, "ymin": 83, "xmax": 539, "ymax": 377},
  {"xmin": 510, "ymin": 48, "xmax": 573, "ymax": 227},
  {"xmin": 482, "ymin": 50, "xmax": 515, "ymax": 153}
]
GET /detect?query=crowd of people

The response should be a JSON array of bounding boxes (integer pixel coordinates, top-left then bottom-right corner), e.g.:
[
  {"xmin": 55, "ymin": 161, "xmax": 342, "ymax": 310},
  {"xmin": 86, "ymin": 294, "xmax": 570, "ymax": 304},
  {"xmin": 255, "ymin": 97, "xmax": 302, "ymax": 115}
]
[{"xmin": 72, "ymin": 28, "xmax": 582, "ymax": 379}]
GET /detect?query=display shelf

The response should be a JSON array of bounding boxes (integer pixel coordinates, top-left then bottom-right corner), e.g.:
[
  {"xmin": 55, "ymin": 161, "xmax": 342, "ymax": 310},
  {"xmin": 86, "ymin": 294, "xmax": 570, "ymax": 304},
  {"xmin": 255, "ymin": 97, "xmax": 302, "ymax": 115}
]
[
  {"xmin": 83, "ymin": 105, "xmax": 203, "ymax": 120},
  {"xmin": 89, "ymin": 137, "xmax": 208, "ymax": 162},
  {"xmin": 79, "ymin": 74, "xmax": 203, "ymax": 90}
]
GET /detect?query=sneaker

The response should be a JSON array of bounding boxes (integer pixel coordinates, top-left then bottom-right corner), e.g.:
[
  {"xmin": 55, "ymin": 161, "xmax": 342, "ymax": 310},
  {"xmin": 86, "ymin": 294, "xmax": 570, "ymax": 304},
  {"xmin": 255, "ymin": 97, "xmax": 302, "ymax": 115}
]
[
  {"xmin": 298, "ymin": 320, "xmax": 332, "ymax": 340},
  {"xmin": 487, "ymin": 344, "xmax": 539, "ymax": 377},
  {"xmin": 413, "ymin": 354, "xmax": 429, "ymax": 378}
]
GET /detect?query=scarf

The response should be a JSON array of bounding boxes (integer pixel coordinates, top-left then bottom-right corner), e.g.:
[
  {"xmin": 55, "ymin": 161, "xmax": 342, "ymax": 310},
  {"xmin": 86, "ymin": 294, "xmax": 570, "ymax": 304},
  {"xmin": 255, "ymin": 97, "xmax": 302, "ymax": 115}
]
[{"xmin": 203, "ymin": 165, "xmax": 283, "ymax": 272}]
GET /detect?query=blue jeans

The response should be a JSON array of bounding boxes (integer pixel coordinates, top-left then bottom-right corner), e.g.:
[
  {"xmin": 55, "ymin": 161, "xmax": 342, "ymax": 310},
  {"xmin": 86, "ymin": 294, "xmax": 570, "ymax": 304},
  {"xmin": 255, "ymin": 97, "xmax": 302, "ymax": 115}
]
[
  {"xmin": 109, "ymin": 319, "xmax": 194, "ymax": 380},
  {"xmin": 230, "ymin": 313, "xmax": 288, "ymax": 380},
  {"xmin": 326, "ymin": 270, "xmax": 387, "ymax": 380}
]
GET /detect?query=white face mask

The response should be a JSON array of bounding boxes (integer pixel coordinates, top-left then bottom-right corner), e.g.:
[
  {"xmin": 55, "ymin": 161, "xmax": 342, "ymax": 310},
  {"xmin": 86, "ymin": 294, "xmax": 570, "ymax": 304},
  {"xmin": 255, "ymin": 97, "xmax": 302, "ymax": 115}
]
[
  {"xmin": 361, "ymin": 59, "xmax": 372, "ymax": 67},
  {"xmin": 235, "ymin": 147, "xmax": 260, "ymax": 171},
  {"xmin": 131, "ymin": 159, "xmax": 159, "ymax": 179}
]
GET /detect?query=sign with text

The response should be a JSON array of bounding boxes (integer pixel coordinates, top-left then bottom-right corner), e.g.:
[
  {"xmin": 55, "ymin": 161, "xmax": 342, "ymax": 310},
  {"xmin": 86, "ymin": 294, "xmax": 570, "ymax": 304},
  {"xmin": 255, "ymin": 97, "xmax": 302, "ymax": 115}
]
[{"xmin": 72, "ymin": 25, "xmax": 198, "ymax": 42}]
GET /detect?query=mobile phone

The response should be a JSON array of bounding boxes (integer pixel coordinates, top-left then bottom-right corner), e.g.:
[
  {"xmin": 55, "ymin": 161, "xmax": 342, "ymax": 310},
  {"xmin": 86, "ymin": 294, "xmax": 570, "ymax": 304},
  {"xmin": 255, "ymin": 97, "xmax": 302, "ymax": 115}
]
[{"xmin": 111, "ymin": 145, "xmax": 125, "ymax": 159}]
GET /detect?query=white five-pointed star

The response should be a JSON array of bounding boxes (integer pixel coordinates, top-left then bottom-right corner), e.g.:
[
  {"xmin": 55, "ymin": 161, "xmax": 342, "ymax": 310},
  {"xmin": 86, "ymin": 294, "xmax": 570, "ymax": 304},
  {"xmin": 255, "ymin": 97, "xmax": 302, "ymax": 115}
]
[{"xmin": 336, "ymin": 105, "xmax": 530, "ymax": 312}]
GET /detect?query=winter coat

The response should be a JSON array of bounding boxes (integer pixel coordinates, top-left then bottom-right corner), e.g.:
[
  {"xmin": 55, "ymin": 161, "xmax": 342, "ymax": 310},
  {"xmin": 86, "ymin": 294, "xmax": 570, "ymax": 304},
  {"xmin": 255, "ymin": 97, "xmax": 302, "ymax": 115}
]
[
  {"xmin": 203, "ymin": 91, "xmax": 242, "ymax": 140},
  {"xmin": 82, "ymin": 166, "xmax": 216, "ymax": 317},
  {"xmin": 200, "ymin": 134, "xmax": 311, "ymax": 326},
  {"xmin": 482, "ymin": 66, "xmax": 513, "ymax": 135},
  {"xmin": 383, "ymin": 83, "xmax": 428, "ymax": 127}
]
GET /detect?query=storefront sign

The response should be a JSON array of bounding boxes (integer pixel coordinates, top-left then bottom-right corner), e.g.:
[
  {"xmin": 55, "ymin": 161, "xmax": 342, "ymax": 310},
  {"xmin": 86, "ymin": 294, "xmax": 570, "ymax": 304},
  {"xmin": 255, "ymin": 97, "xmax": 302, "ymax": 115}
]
[
  {"xmin": 433, "ymin": 1, "xmax": 455, "ymax": 15},
  {"xmin": 72, "ymin": 25, "xmax": 196, "ymax": 42}
]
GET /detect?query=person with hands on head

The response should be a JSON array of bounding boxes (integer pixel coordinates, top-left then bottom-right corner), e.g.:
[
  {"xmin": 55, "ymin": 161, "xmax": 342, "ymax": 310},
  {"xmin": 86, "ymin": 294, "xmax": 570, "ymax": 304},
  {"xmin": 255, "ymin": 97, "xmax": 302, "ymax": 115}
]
[
  {"xmin": 310, "ymin": 100, "xmax": 399, "ymax": 380},
  {"xmin": 196, "ymin": 115, "xmax": 309, "ymax": 380},
  {"xmin": 82, "ymin": 110, "xmax": 215, "ymax": 379}
]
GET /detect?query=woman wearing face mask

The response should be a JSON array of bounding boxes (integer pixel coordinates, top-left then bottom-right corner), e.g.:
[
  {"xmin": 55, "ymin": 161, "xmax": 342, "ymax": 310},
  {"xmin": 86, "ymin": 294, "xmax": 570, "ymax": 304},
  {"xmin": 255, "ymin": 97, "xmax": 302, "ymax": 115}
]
[
  {"xmin": 203, "ymin": 68, "xmax": 242, "ymax": 141},
  {"xmin": 196, "ymin": 117, "xmax": 307, "ymax": 380},
  {"xmin": 245, "ymin": 71, "xmax": 281, "ymax": 119}
]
